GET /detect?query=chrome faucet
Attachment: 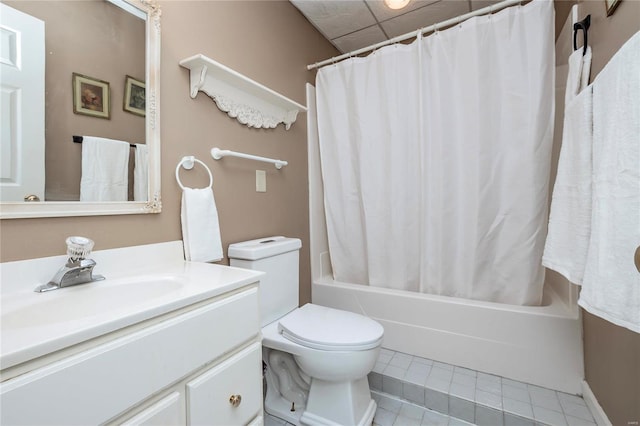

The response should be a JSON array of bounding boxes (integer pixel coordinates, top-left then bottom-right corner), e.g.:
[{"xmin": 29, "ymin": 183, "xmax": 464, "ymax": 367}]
[{"xmin": 35, "ymin": 237, "xmax": 105, "ymax": 293}]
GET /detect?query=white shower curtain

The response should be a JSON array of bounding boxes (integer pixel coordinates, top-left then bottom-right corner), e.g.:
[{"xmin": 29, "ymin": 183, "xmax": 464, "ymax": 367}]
[{"xmin": 316, "ymin": 0, "xmax": 555, "ymax": 305}]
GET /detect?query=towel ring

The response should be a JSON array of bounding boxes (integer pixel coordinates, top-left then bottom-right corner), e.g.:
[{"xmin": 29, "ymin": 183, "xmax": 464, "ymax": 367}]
[
  {"xmin": 573, "ymin": 15, "xmax": 591, "ymax": 56},
  {"xmin": 175, "ymin": 156, "xmax": 213, "ymax": 190}
]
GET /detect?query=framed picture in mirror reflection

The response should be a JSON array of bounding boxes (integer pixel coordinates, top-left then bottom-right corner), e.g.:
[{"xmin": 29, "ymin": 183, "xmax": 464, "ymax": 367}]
[
  {"xmin": 124, "ymin": 75, "xmax": 145, "ymax": 117},
  {"xmin": 605, "ymin": 0, "xmax": 621, "ymax": 15},
  {"xmin": 72, "ymin": 73, "xmax": 110, "ymax": 119}
]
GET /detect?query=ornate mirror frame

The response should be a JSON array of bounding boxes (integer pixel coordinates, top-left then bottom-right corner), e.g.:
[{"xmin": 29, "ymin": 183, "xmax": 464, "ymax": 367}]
[{"xmin": 0, "ymin": 0, "xmax": 161, "ymax": 219}]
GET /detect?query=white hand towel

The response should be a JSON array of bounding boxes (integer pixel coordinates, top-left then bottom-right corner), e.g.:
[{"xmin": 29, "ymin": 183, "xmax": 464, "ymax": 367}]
[
  {"xmin": 564, "ymin": 46, "xmax": 591, "ymax": 105},
  {"xmin": 80, "ymin": 136, "xmax": 130, "ymax": 201},
  {"xmin": 579, "ymin": 32, "xmax": 640, "ymax": 333},
  {"xmin": 133, "ymin": 143, "xmax": 148, "ymax": 201},
  {"xmin": 565, "ymin": 49, "xmax": 584, "ymax": 105},
  {"xmin": 581, "ymin": 46, "xmax": 592, "ymax": 91},
  {"xmin": 542, "ymin": 86, "xmax": 593, "ymax": 285},
  {"xmin": 181, "ymin": 187, "xmax": 223, "ymax": 262}
]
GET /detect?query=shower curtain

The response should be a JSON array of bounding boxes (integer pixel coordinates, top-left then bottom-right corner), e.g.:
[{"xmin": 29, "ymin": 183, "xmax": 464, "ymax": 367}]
[{"xmin": 315, "ymin": 0, "xmax": 555, "ymax": 305}]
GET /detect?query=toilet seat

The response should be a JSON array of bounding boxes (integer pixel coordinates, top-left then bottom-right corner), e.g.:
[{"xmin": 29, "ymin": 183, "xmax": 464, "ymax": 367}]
[{"xmin": 278, "ymin": 304, "xmax": 384, "ymax": 351}]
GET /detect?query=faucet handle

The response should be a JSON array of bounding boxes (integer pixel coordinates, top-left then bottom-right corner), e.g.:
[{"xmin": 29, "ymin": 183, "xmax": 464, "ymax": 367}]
[{"xmin": 66, "ymin": 236, "xmax": 95, "ymax": 261}]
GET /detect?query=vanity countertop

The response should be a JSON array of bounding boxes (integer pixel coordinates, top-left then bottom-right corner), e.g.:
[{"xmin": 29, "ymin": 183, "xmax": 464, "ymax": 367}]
[{"xmin": 0, "ymin": 241, "xmax": 263, "ymax": 370}]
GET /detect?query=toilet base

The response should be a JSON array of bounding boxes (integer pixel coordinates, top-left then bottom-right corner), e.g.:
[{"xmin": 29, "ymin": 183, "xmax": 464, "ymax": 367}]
[
  {"xmin": 263, "ymin": 348, "xmax": 307, "ymax": 425},
  {"xmin": 264, "ymin": 384, "xmax": 305, "ymax": 425},
  {"xmin": 300, "ymin": 377, "xmax": 377, "ymax": 426},
  {"xmin": 263, "ymin": 354, "xmax": 377, "ymax": 426}
]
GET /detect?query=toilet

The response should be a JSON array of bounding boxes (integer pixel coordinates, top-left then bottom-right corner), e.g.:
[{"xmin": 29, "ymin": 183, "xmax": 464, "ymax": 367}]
[{"xmin": 228, "ymin": 237, "xmax": 384, "ymax": 426}]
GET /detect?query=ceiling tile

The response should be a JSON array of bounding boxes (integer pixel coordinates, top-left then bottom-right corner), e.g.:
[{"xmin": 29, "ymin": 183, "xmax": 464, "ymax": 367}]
[
  {"xmin": 380, "ymin": 0, "xmax": 471, "ymax": 38},
  {"xmin": 365, "ymin": 0, "xmax": 441, "ymax": 22},
  {"xmin": 330, "ymin": 25, "xmax": 388, "ymax": 53},
  {"xmin": 290, "ymin": 0, "xmax": 377, "ymax": 39}
]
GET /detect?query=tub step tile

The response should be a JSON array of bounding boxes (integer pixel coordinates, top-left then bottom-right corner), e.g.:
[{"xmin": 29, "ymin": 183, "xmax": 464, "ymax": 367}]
[
  {"xmin": 449, "ymin": 382, "xmax": 475, "ymax": 401},
  {"xmin": 404, "ymin": 382, "xmax": 426, "ymax": 405},
  {"xmin": 370, "ymin": 348, "xmax": 597, "ymax": 426},
  {"xmin": 372, "ymin": 391, "xmax": 457, "ymax": 426}
]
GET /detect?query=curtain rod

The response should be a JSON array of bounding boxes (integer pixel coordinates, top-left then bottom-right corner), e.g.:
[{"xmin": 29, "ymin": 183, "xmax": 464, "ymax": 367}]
[{"xmin": 307, "ymin": 0, "xmax": 523, "ymax": 71}]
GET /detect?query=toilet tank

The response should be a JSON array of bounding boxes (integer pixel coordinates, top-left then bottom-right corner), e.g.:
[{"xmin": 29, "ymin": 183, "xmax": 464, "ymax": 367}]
[{"xmin": 228, "ymin": 237, "xmax": 302, "ymax": 327}]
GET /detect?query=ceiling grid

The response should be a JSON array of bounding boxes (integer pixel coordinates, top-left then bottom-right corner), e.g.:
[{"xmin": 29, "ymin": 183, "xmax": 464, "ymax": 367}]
[{"xmin": 290, "ymin": 0, "xmax": 504, "ymax": 53}]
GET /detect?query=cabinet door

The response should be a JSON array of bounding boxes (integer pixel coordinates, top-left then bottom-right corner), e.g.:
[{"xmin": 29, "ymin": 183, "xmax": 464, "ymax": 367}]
[
  {"xmin": 187, "ymin": 342, "xmax": 262, "ymax": 426},
  {"xmin": 120, "ymin": 392, "xmax": 182, "ymax": 426}
]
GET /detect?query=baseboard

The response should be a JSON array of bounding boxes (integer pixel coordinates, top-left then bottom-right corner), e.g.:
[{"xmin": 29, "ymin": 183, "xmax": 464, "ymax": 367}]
[{"xmin": 582, "ymin": 380, "xmax": 612, "ymax": 426}]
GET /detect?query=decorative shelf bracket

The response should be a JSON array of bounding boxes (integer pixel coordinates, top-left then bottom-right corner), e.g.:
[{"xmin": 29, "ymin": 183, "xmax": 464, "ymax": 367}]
[{"xmin": 179, "ymin": 54, "xmax": 307, "ymax": 130}]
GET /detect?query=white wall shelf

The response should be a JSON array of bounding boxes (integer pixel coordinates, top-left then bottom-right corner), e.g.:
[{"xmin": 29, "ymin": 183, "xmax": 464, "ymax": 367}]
[{"xmin": 179, "ymin": 54, "xmax": 307, "ymax": 130}]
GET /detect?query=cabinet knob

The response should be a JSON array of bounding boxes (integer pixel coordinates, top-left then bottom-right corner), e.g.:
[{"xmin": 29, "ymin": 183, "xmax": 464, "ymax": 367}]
[{"xmin": 229, "ymin": 394, "xmax": 242, "ymax": 407}]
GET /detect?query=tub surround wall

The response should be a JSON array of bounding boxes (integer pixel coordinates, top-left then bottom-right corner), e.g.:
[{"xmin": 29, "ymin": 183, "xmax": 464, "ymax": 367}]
[
  {"xmin": 0, "ymin": 1, "xmax": 339, "ymax": 306},
  {"xmin": 575, "ymin": 1, "xmax": 640, "ymax": 424}
]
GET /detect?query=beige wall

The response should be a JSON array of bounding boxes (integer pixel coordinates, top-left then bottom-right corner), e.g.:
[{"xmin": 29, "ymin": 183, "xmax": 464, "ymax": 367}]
[
  {"xmin": 575, "ymin": 1, "xmax": 640, "ymax": 424},
  {"xmin": 0, "ymin": 1, "xmax": 339, "ymax": 307},
  {"xmin": 554, "ymin": 0, "xmax": 576, "ymax": 39},
  {"xmin": 4, "ymin": 0, "xmax": 145, "ymax": 201}
]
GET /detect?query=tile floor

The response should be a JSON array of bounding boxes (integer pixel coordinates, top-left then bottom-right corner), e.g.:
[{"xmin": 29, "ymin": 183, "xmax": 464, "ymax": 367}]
[
  {"xmin": 373, "ymin": 390, "xmax": 474, "ymax": 426},
  {"xmin": 264, "ymin": 412, "xmax": 295, "ymax": 426},
  {"xmin": 370, "ymin": 348, "xmax": 597, "ymax": 426},
  {"xmin": 263, "ymin": 348, "xmax": 597, "ymax": 426}
]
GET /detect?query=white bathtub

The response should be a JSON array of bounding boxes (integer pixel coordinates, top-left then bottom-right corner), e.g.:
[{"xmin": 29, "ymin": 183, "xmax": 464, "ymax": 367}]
[
  {"xmin": 312, "ymin": 271, "xmax": 583, "ymax": 394},
  {"xmin": 305, "ymin": 84, "xmax": 584, "ymax": 395}
]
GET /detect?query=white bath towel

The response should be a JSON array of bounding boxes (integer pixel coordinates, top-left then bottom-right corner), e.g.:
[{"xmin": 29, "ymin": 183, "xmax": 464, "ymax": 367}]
[
  {"xmin": 133, "ymin": 143, "xmax": 148, "ymax": 201},
  {"xmin": 181, "ymin": 187, "xmax": 223, "ymax": 262},
  {"xmin": 80, "ymin": 136, "xmax": 130, "ymax": 201},
  {"xmin": 542, "ymin": 86, "xmax": 593, "ymax": 285},
  {"xmin": 579, "ymin": 32, "xmax": 640, "ymax": 333}
]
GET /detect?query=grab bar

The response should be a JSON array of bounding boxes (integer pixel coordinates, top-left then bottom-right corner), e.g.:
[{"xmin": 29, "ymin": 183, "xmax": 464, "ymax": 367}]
[{"xmin": 210, "ymin": 147, "xmax": 288, "ymax": 170}]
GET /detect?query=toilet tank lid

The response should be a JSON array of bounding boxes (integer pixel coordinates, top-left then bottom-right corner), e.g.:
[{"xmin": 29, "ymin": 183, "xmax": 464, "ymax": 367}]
[{"xmin": 228, "ymin": 236, "xmax": 302, "ymax": 260}]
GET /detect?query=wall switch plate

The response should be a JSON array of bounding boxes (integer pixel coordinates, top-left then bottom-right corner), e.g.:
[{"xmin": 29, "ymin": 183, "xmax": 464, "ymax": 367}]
[{"xmin": 256, "ymin": 170, "xmax": 266, "ymax": 192}]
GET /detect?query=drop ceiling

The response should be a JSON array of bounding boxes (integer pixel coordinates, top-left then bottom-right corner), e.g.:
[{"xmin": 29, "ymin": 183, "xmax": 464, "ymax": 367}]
[{"xmin": 290, "ymin": 0, "xmax": 506, "ymax": 53}]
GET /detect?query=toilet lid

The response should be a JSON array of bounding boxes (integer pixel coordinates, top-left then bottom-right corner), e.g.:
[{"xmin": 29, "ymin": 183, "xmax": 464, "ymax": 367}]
[{"xmin": 277, "ymin": 304, "xmax": 384, "ymax": 351}]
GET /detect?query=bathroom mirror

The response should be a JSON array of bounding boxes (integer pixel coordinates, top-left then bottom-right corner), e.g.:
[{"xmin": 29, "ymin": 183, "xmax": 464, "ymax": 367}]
[{"xmin": 0, "ymin": 0, "xmax": 161, "ymax": 219}]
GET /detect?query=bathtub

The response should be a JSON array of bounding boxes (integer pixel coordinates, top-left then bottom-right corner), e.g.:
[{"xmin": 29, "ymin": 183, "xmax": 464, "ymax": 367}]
[
  {"xmin": 312, "ymin": 269, "xmax": 583, "ymax": 395},
  {"xmin": 306, "ymin": 83, "xmax": 584, "ymax": 395}
]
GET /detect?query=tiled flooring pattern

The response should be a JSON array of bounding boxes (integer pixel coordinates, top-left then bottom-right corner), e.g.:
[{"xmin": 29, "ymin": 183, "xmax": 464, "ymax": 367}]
[
  {"xmin": 373, "ymin": 391, "xmax": 472, "ymax": 426},
  {"xmin": 370, "ymin": 349, "xmax": 597, "ymax": 426},
  {"xmin": 264, "ymin": 412, "xmax": 295, "ymax": 426}
]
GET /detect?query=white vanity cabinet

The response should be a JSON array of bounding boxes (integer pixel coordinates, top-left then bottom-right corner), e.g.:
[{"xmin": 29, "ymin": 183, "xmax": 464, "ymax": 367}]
[{"xmin": 0, "ymin": 284, "xmax": 264, "ymax": 426}]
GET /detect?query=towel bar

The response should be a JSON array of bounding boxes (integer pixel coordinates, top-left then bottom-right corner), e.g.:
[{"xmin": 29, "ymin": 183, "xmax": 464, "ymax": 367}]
[
  {"xmin": 73, "ymin": 135, "xmax": 137, "ymax": 149},
  {"xmin": 210, "ymin": 147, "xmax": 287, "ymax": 169}
]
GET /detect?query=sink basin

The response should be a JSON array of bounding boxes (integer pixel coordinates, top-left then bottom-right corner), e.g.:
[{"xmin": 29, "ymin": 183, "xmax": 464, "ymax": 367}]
[
  {"xmin": 2, "ymin": 275, "xmax": 186, "ymax": 329},
  {"xmin": 0, "ymin": 241, "xmax": 265, "ymax": 370}
]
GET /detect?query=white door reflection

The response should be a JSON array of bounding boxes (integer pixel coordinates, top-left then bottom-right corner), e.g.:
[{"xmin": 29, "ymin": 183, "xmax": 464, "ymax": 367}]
[{"xmin": 0, "ymin": 3, "xmax": 45, "ymax": 202}]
